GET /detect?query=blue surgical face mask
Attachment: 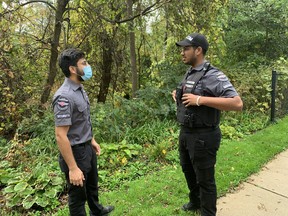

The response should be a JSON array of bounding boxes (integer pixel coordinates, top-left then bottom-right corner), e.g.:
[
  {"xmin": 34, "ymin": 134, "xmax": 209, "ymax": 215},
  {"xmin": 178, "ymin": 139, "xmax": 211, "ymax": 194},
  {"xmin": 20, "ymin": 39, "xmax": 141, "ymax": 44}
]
[{"xmin": 81, "ymin": 66, "xmax": 93, "ymax": 81}]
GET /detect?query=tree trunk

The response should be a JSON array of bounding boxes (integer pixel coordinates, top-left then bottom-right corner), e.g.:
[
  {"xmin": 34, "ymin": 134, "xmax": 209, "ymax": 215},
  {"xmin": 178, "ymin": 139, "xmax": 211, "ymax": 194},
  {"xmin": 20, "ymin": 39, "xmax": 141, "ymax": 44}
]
[
  {"xmin": 97, "ymin": 31, "xmax": 113, "ymax": 103},
  {"xmin": 40, "ymin": 0, "xmax": 69, "ymax": 105},
  {"xmin": 163, "ymin": 4, "xmax": 169, "ymax": 58},
  {"xmin": 127, "ymin": 0, "xmax": 138, "ymax": 98}
]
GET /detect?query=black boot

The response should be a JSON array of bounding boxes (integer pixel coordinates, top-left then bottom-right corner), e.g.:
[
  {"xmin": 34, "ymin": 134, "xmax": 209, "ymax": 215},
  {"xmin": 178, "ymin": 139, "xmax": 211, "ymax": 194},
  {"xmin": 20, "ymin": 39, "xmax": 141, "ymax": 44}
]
[{"xmin": 182, "ymin": 201, "xmax": 200, "ymax": 211}]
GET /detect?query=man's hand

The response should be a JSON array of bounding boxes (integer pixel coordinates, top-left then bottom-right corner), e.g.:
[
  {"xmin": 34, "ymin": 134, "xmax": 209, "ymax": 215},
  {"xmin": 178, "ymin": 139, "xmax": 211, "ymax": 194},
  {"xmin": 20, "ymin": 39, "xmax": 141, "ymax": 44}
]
[
  {"xmin": 91, "ymin": 139, "xmax": 101, "ymax": 156},
  {"xmin": 69, "ymin": 167, "xmax": 85, "ymax": 187},
  {"xmin": 172, "ymin": 90, "xmax": 176, "ymax": 102},
  {"xmin": 182, "ymin": 93, "xmax": 199, "ymax": 107}
]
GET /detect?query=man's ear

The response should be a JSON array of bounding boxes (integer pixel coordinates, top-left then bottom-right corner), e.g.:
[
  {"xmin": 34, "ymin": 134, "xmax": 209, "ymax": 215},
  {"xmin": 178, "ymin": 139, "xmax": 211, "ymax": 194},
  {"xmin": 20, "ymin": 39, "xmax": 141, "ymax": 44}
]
[
  {"xmin": 195, "ymin": 47, "xmax": 203, "ymax": 56},
  {"xmin": 69, "ymin": 66, "xmax": 76, "ymax": 75}
]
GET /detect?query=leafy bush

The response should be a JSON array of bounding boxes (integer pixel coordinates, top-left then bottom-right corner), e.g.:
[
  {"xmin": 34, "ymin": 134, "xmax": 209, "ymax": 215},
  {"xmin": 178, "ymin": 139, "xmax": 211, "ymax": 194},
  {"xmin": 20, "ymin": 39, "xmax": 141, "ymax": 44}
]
[
  {"xmin": 0, "ymin": 132, "xmax": 63, "ymax": 213},
  {"xmin": 221, "ymin": 111, "xmax": 269, "ymax": 139},
  {"xmin": 1, "ymin": 161, "xmax": 64, "ymax": 211},
  {"xmin": 98, "ymin": 140, "xmax": 143, "ymax": 170},
  {"xmin": 224, "ymin": 57, "xmax": 288, "ymax": 119},
  {"xmin": 96, "ymin": 121, "xmax": 180, "ymax": 190},
  {"xmin": 123, "ymin": 120, "xmax": 178, "ymax": 145},
  {"xmin": 91, "ymin": 92, "xmax": 176, "ymax": 143}
]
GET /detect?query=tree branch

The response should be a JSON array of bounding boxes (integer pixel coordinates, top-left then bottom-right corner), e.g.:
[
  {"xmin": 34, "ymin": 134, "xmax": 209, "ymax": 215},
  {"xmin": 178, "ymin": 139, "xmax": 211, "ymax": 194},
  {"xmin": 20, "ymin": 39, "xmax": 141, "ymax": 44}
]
[
  {"xmin": 0, "ymin": 0, "xmax": 56, "ymax": 18},
  {"xmin": 19, "ymin": 0, "xmax": 56, "ymax": 11},
  {"xmin": 83, "ymin": 0, "xmax": 171, "ymax": 24}
]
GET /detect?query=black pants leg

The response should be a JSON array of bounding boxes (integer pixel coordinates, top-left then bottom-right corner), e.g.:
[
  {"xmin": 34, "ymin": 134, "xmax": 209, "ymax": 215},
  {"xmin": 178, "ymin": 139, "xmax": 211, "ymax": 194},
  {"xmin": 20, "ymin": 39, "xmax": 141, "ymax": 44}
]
[
  {"xmin": 60, "ymin": 143, "xmax": 103, "ymax": 216},
  {"xmin": 86, "ymin": 148, "xmax": 104, "ymax": 215},
  {"xmin": 179, "ymin": 127, "xmax": 220, "ymax": 216},
  {"xmin": 180, "ymin": 148, "xmax": 200, "ymax": 204},
  {"xmin": 65, "ymin": 178, "xmax": 87, "ymax": 216},
  {"xmin": 196, "ymin": 166, "xmax": 217, "ymax": 216}
]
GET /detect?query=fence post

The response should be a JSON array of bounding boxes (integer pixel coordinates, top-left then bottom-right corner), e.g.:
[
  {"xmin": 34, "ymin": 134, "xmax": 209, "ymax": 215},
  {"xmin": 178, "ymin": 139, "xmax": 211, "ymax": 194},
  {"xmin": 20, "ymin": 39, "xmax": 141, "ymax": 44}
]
[{"xmin": 271, "ymin": 70, "xmax": 277, "ymax": 122}]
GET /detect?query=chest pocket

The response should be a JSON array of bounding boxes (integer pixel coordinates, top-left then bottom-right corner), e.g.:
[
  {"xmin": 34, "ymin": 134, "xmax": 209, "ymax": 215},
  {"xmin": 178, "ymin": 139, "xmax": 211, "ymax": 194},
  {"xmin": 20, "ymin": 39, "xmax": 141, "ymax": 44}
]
[{"xmin": 77, "ymin": 103, "xmax": 88, "ymax": 117}]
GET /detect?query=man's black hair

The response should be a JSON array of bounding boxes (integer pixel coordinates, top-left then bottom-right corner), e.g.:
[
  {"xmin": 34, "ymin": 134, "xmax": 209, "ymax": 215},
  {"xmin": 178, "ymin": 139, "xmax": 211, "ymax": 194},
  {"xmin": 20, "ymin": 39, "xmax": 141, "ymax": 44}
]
[{"xmin": 58, "ymin": 48, "xmax": 85, "ymax": 77}]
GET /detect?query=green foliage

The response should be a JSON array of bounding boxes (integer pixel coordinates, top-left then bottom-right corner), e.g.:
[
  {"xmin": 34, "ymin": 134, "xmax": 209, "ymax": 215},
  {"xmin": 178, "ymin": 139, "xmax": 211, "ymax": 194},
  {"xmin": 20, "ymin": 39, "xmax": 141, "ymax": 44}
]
[
  {"xmin": 1, "ymin": 160, "xmax": 64, "ymax": 211},
  {"xmin": 0, "ymin": 3, "xmax": 51, "ymax": 138},
  {"xmin": 92, "ymin": 89, "xmax": 176, "ymax": 143},
  {"xmin": 2, "ymin": 0, "xmax": 287, "ymax": 140},
  {"xmin": 98, "ymin": 141, "xmax": 142, "ymax": 170},
  {"xmin": 220, "ymin": 124, "xmax": 242, "ymax": 140},
  {"xmin": 95, "ymin": 120, "xmax": 179, "ymax": 190},
  {"xmin": 225, "ymin": 0, "xmax": 288, "ymax": 64},
  {"xmin": 0, "ymin": 123, "xmax": 63, "ymax": 213},
  {"xmin": 17, "ymin": 111, "xmax": 56, "ymax": 143},
  {"xmin": 220, "ymin": 111, "xmax": 270, "ymax": 140},
  {"xmin": 124, "ymin": 120, "xmax": 178, "ymax": 145},
  {"xmin": 222, "ymin": 57, "xmax": 288, "ymax": 118},
  {"xmin": 0, "ymin": 136, "xmax": 7, "ymax": 147}
]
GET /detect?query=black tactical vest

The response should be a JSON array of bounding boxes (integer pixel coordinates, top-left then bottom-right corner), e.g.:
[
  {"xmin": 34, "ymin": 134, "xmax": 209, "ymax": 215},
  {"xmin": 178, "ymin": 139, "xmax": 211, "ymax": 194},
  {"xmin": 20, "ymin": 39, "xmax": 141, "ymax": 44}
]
[{"xmin": 176, "ymin": 62, "xmax": 220, "ymax": 128}]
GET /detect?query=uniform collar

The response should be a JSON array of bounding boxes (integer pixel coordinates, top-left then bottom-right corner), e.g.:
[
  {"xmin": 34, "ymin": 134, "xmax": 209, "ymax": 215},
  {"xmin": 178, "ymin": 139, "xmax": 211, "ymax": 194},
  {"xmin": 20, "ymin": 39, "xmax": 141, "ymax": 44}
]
[
  {"xmin": 64, "ymin": 78, "xmax": 83, "ymax": 91},
  {"xmin": 187, "ymin": 60, "xmax": 208, "ymax": 77},
  {"xmin": 190, "ymin": 60, "xmax": 207, "ymax": 72}
]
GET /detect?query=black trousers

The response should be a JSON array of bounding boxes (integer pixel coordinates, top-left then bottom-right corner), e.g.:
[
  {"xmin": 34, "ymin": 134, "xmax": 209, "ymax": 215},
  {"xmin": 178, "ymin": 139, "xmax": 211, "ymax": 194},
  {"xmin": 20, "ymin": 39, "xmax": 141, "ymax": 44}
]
[
  {"xmin": 179, "ymin": 127, "xmax": 221, "ymax": 216},
  {"xmin": 59, "ymin": 142, "xmax": 103, "ymax": 216}
]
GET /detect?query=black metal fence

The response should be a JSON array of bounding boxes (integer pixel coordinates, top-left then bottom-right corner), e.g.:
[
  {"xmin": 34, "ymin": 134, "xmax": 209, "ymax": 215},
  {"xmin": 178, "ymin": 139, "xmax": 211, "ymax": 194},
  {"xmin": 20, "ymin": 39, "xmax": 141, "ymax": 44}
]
[{"xmin": 270, "ymin": 70, "xmax": 288, "ymax": 122}]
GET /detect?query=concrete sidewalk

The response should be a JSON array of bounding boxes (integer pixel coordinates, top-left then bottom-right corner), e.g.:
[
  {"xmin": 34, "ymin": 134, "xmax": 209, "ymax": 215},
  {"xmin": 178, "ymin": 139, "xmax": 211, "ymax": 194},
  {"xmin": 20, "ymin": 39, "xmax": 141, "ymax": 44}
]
[{"xmin": 217, "ymin": 150, "xmax": 288, "ymax": 216}]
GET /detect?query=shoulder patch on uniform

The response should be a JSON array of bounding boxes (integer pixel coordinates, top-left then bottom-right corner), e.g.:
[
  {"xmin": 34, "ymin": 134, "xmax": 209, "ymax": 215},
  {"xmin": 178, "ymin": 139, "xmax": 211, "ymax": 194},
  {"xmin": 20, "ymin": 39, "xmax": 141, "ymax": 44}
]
[
  {"xmin": 56, "ymin": 114, "xmax": 71, "ymax": 119},
  {"xmin": 57, "ymin": 97, "xmax": 70, "ymax": 111},
  {"xmin": 216, "ymin": 72, "xmax": 228, "ymax": 82}
]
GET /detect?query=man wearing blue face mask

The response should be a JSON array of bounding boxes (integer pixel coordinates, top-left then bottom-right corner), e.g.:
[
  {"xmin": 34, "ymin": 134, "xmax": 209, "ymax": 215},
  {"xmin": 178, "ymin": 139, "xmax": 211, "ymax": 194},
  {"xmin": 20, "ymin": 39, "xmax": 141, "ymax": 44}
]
[{"xmin": 52, "ymin": 48, "xmax": 114, "ymax": 216}]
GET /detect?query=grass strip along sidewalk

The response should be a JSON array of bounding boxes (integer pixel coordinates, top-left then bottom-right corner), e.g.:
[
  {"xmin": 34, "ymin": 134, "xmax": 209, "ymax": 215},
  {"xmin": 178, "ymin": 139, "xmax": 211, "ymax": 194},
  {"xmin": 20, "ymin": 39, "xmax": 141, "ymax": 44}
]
[{"xmin": 95, "ymin": 117, "xmax": 288, "ymax": 216}]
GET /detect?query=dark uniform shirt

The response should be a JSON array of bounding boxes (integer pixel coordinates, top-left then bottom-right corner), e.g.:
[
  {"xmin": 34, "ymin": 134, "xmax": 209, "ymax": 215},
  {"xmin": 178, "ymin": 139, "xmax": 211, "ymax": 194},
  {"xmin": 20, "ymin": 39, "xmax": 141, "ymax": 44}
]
[
  {"xmin": 52, "ymin": 78, "xmax": 92, "ymax": 146},
  {"xmin": 184, "ymin": 61, "xmax": 238, "ymax": 98}
]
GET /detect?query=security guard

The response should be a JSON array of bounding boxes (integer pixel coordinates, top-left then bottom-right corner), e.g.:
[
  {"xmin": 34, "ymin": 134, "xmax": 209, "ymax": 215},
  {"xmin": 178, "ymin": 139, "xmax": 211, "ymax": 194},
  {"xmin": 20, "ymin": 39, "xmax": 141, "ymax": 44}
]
[
  {"xmin": 52, "ymin": 48, "xmax": 114, "ymax": 216},
  {"xmin": 172, "ymin": 33, "xmax": 243, "ymax": 216}
]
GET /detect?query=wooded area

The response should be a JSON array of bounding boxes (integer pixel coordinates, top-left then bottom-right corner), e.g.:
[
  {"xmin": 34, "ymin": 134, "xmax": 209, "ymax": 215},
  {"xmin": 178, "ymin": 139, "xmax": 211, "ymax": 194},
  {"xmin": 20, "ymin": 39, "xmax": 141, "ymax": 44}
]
[
  {"xmin": 0, "ymin": 0, "xmax": 288, "ymax": 215},
  {"xmin": 0, "ymin": 0, "xmax": 288, "ymax": 137}
]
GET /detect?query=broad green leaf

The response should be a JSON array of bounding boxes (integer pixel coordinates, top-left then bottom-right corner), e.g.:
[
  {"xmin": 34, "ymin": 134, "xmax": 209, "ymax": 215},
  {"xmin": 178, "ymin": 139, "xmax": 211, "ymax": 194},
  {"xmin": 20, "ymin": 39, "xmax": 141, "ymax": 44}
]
[
  {"xmin": 22, "ymin": 195, "xmax": 36, "ymax": 209},
  {"xmin": 124, "ymin": 149, "xmax": 132, "ymax": 158},
  {"xmin": 0, "ymin": 169, "xmax": 11, "ymax": 184},
  {"xmin": 3, "ymin": 185, "xmax": 14, "ymax": 194},
  {"xmin": 51, "ymin": 176, "xmax": 64, "ymax": 186},
  {"xmin": 6, "ymin": 194, "xmax": 21, "ymax": 207},
  {"xmin": 35, "ymin": 173, "xmax": 50, "ymax": 190},
  {"xmin": 21, "ymin": 186, "xmax": 35, "ymax": 196},
  {"xmin": 7, "ymin": 178, "xmax": 22, "ymax": 185},
  {"xmin": 35, "ymin": 196, "xmax": 49, "ymax": 207},
  {"xmin": 44, "ymin": 188, "xmax": 58, "ymax": 198},
  {"xmin": 14, "ymin": 182, "xmax": 29, "ymax": 192}
]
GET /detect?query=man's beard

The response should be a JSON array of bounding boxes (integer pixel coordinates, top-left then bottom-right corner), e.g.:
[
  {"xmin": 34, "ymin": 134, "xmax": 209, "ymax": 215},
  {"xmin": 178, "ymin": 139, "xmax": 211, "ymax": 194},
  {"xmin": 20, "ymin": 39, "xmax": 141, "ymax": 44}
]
[
  {"xmin": 76, "ymin": 67, "xmax": 84, "ymax": 82},
  {"xmin": 186, "ymin": 55, "xmax": 197, "ymax": 66}
]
